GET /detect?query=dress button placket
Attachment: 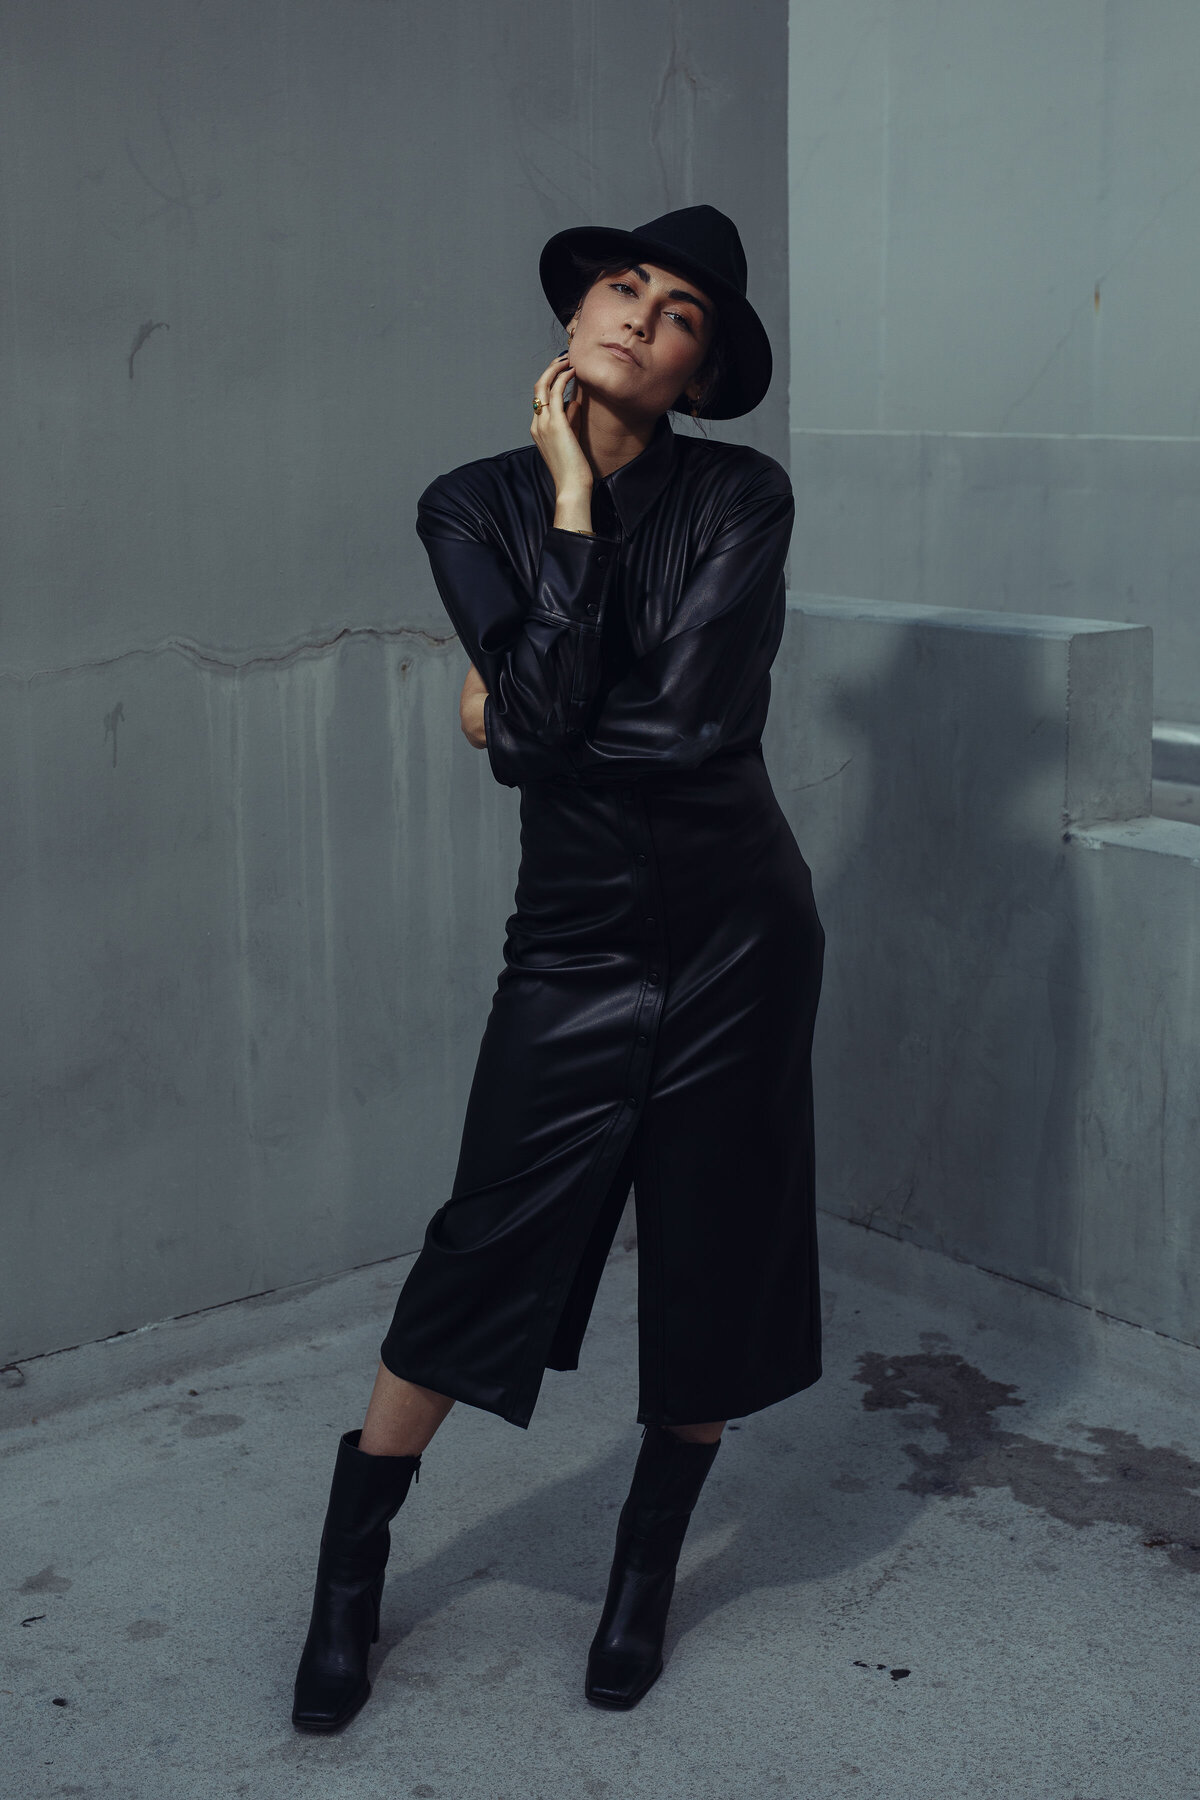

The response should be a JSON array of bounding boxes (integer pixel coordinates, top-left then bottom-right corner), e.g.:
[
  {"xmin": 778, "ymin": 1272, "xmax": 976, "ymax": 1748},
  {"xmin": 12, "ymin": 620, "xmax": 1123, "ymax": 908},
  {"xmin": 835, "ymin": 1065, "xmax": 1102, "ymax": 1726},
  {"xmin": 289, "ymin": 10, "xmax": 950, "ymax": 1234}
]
[
  {"xmin": 621, "ymin": 782, "xmax": 666, "ymax": 1119},
  {"xmin": 595, "ymin": 479, "xmax": 662, "ymax": 1124}
]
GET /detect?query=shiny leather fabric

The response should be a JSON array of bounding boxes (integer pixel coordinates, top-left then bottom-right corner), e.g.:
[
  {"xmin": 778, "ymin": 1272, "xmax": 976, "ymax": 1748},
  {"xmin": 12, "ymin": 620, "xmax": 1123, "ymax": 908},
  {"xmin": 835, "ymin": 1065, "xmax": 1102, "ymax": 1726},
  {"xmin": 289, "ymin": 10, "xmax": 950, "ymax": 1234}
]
[{"xmin": 379, "ymin": 411, "xmax": 825, "ymax": 1430}]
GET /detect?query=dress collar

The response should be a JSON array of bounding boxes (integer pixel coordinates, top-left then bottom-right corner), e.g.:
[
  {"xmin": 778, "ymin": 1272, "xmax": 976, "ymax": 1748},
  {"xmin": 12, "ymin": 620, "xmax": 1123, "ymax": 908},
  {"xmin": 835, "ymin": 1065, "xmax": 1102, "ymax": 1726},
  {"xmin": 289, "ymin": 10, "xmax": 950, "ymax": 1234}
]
[
  {"xmin": 534, "ymin": 410, "xmax": 678, "ymax": 540},
  {"xmin": 600, "ymin": 410, "xmax": 678, "ymax": 538}
]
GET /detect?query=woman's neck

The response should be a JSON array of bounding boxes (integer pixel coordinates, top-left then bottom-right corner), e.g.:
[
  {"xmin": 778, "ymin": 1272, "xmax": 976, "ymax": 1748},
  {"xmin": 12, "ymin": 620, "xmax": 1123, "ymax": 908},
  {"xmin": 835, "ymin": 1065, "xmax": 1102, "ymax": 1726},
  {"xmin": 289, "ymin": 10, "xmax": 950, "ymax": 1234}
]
[{"xmin": 573, "ymin": 389, "xmax": 658, "ymax": 483}]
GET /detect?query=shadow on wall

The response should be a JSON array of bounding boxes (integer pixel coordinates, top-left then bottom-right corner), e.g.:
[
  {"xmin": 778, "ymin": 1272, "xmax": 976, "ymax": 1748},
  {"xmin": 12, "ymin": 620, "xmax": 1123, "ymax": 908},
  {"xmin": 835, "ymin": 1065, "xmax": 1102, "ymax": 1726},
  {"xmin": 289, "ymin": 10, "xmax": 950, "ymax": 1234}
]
[{"xmin": 775, "ymin": 610, "xmax": 1093, "ymax": 1305}]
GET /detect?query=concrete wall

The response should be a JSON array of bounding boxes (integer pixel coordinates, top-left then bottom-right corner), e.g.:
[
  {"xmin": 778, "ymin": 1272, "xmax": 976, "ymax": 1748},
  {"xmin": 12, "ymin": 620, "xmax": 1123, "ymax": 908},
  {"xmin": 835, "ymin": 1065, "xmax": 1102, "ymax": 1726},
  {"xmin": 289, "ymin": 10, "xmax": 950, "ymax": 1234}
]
[
  {"xmin": 788, "ymin": 1, "xmax": 1200, "ymax": 721},
  {"xmin": 10, "ymin": 0, "xmax": 1193, "ymax": 1375},
  {"xmin": 0, "ymin": 0, "xmax": 791, "ymax": 1365},
  {"xmin": 768, "ymin": 595, "xmax": 1200, "ymax": 1347}
]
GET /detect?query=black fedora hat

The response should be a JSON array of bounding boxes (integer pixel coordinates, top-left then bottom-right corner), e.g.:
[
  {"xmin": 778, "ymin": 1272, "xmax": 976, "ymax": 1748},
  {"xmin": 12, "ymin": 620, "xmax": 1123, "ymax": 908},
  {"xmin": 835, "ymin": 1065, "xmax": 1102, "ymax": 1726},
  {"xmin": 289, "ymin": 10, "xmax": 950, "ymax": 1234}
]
[{"xmin": 539, "ymin": 203, "xmax": 773, "ymax": 421}]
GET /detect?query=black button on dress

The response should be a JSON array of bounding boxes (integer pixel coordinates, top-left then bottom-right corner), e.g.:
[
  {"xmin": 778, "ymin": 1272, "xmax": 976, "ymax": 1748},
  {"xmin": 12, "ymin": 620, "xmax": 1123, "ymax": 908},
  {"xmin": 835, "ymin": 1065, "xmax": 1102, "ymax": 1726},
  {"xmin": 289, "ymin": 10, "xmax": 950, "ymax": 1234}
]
[{"xmin": 379, "ymin": 411, "xmax": 826, "ymax": 1429}]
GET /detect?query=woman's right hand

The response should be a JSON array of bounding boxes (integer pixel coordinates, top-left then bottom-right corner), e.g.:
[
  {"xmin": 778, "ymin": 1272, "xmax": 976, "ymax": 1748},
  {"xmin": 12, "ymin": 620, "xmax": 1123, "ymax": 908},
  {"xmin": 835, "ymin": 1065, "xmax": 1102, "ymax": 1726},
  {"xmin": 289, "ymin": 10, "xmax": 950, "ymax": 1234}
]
[{"xmin": 530, "ymin": 353, "xmax": 594, "ymax": 502}]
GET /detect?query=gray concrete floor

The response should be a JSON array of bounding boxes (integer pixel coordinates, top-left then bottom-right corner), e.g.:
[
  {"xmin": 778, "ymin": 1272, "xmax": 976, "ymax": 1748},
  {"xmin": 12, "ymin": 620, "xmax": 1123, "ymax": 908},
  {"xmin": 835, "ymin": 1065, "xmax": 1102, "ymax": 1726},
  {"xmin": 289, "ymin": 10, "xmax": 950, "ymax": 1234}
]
[{"xmin": 3, "ymin": 1211, "xmax": 1200, "ymax": 1800}]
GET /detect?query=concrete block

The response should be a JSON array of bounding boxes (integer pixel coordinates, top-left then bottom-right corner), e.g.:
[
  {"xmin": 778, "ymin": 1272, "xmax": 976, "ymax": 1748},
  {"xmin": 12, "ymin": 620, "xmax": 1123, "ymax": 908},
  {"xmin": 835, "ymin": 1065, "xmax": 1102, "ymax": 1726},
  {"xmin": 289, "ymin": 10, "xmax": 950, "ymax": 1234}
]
[{"xmin": 766, "ymin": 594, "xmax": 1199, "ymax": 1347}]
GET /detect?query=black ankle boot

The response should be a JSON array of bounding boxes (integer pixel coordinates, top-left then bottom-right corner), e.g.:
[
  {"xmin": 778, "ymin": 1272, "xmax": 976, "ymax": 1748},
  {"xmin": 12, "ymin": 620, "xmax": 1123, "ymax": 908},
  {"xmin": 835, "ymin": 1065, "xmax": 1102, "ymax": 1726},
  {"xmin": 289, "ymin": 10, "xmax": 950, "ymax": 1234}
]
[
  {"xmin": 291, "ymin": 1428, "xmax": 421, "ymax": 1733},
  {"xmin": 585, "ymin": 1424, "xmax": 721, "ymax": 1710}
]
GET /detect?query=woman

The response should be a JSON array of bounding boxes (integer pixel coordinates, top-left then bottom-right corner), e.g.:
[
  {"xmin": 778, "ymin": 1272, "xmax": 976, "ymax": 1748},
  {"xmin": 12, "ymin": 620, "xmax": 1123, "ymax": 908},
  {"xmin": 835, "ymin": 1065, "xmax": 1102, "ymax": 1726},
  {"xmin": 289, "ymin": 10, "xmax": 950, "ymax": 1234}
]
[{"xmin": 291, "ymin": 204, "xmax": 826, "ymax": 1732}]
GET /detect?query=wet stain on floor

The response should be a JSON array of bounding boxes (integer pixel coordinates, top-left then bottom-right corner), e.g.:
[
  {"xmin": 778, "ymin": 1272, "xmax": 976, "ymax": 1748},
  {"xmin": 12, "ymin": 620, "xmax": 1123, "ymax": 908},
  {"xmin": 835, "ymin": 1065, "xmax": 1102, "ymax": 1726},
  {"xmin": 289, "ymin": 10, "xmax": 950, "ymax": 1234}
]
[
  {"xmin": 179, "ymin": 1412, "xmax": 245, "ymax": 1438},
  {"xmin": 855, "ymin": 1351, "xmax": 1200, "ymax": 1572},
  {"xmin": 19, "ymin": 1565, "xmax": 72, "ymax": 1594}
]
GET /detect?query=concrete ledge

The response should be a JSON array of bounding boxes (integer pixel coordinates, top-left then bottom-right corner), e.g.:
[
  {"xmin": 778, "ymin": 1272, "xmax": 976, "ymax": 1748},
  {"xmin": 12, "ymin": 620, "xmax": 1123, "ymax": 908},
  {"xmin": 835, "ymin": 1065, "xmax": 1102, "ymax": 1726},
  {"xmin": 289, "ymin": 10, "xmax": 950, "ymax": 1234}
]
[
  {"xmin": 1069, "ymin": 812, "xmax": 1200, "ymax": 859},
  {"xmin": 782, "ymin": 592, "xmax": 1153, "ymax": 828}
]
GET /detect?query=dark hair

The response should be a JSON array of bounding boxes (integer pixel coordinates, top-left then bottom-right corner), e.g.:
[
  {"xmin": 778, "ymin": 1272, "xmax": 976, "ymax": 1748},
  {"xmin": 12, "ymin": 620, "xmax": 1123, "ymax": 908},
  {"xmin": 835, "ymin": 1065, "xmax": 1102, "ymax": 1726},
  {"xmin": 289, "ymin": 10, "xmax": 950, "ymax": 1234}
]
[{"xmin": 557, "ymin": 249, "xmax": 727, "ymax": 431}]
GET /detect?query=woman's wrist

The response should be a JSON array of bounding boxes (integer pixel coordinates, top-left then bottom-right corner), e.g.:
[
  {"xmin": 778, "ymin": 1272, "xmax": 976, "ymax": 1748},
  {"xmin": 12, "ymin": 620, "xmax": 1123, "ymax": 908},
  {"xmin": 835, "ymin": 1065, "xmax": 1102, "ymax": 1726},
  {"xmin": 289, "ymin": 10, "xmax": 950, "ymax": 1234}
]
[{"xmin": 554, "ymin": 489, "xmax": 595, "ymax": 536}]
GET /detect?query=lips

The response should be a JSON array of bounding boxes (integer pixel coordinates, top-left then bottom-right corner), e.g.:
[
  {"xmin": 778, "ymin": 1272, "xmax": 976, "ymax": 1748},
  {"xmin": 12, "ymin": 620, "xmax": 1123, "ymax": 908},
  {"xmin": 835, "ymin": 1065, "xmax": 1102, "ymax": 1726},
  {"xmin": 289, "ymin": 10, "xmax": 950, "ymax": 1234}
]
[{"xmin": 602, "ymin": 342, "xmax": 641, "ymax": 365}]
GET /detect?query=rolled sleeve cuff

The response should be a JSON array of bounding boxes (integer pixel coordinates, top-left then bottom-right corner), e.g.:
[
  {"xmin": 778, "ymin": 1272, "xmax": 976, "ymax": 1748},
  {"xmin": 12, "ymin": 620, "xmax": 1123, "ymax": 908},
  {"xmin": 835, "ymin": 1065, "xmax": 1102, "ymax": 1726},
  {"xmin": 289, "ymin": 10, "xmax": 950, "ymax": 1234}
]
[
  {"xmin": 531, "ymin": 527, "xmax": 622, "ymax": 625},
  {"xmin": 484, "ymin": 692, "xmax": 576, "ymax": 788}
]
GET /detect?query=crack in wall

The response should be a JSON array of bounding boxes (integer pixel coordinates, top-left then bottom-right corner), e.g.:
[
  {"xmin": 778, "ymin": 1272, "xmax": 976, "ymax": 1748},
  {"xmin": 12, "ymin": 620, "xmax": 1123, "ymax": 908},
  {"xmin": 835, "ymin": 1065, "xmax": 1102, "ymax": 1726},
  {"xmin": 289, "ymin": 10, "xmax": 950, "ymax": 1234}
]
[
  {"xmin": 127, "ymin": 319, "xmax": 169, "ymax": 379},
  {"xmin": 0, "ymin": 622, "xmax": 458, "ymax": 689}
]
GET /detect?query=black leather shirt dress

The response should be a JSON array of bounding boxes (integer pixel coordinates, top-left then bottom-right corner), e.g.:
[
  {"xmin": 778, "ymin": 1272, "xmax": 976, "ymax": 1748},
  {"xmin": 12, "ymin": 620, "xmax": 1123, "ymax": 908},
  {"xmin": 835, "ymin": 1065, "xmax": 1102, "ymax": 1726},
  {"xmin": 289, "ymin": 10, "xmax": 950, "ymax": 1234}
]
[{"xmin": 379, "ymin": 410, "xmax": 826, "ymax": 1430}]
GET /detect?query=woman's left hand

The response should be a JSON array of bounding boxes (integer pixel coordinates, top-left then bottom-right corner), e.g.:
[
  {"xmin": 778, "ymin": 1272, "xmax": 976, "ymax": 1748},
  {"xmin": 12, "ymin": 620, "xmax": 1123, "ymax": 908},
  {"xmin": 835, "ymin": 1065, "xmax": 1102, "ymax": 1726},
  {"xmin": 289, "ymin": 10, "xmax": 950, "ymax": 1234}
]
[{"xmin": 460, "ymin": 660, "xmax": 489, "ymax": 749}]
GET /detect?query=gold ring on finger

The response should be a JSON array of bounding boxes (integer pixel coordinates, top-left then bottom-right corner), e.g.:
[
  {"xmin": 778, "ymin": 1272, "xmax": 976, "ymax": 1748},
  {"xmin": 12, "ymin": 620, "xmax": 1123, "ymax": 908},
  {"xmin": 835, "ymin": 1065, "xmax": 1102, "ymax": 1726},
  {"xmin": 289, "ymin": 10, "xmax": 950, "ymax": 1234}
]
[{"xmin": 532, "ymin": 396, "xmax": 544, "ymax": 413}]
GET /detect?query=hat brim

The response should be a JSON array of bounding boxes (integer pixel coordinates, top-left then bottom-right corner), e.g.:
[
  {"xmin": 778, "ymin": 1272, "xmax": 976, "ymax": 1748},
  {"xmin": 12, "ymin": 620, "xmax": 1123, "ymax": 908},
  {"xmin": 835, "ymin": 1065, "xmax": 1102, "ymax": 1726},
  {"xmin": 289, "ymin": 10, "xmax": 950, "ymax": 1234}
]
[{"xmin": 539, "ymin": 224, "xmax": 773, "ymax": 421}]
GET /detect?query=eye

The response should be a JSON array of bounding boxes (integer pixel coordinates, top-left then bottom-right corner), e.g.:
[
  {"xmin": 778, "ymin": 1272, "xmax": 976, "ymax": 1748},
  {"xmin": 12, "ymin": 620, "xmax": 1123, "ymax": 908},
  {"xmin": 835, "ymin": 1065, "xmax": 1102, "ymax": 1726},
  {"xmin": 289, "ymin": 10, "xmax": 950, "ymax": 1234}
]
[{"xmin": 610, "ymin": 283, "xmax": 694, "ymax": 332}]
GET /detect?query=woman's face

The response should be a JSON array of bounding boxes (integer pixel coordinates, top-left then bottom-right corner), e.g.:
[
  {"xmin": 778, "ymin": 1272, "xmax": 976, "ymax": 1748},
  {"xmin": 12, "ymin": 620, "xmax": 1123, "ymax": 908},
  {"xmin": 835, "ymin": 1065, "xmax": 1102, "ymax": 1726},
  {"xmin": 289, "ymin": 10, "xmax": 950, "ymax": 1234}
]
[{"xmin": 568, "ymin": 261, "xmax": 716, "ymax": 419}]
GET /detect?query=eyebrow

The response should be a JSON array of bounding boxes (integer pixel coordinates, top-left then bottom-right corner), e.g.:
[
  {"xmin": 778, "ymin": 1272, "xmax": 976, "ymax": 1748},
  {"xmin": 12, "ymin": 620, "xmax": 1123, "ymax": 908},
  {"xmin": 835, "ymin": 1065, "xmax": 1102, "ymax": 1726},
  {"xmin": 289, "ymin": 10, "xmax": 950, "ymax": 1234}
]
[{"xmin": 628, "ymin": 264, "xmax": 712, "ymax": 323}]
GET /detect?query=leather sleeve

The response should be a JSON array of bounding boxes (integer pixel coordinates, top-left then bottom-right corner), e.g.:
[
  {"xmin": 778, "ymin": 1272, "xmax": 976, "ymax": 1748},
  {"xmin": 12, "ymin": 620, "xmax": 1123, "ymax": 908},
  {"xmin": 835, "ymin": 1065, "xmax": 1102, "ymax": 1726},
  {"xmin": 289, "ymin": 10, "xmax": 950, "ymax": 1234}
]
[
  {"xmin": 484, "ymin": 463, "xmax": 795, "ymax": 787},
  {"xmin": 416, "ymin": 475, "xmax": 622, "ymax": 753}
]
